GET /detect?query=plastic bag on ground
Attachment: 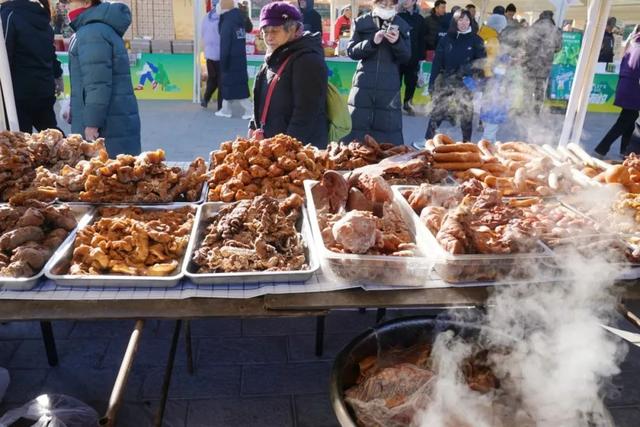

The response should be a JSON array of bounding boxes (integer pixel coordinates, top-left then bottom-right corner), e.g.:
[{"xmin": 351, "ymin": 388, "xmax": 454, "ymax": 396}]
[{"xmin": 0, "ymin": 394, "xmax": 99, "ymax": 427}]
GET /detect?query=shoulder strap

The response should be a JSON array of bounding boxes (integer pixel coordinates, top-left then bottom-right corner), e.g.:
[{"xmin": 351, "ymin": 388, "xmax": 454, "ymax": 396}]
[{"xmin": 259, "ymin": 55, "xmax": 293, "ymax": 128}]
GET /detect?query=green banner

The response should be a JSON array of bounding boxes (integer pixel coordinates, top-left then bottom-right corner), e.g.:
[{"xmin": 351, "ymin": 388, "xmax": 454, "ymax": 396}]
[{"xmin": 57, "ymin": 52, "xmax": 194, "ymax": 100}]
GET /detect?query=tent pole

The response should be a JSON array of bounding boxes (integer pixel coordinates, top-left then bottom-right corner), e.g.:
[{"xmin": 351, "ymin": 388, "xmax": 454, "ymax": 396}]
[
  {"xmin": 569, "ymin": 0, "xmax": 613, "ymax": 145},
  {"xmin": 193, "ymin": 0, "xmax": 204, "ymax": 104},
  {"xmin": 0, "ymin": 20, "xmax": 20, "ymax": 131},
  {"xmin": 558, "ymin": 0, "xmax": 602, "ymax": 147}
]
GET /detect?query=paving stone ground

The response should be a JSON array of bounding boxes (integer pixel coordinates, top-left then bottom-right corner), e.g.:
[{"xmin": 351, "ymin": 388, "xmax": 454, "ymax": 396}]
[
  {"xmin": 1, "ymin": 103, "xmax": 637, "ymax": 426},
  {"xmin": 1, "ymin": 309, "xmax": 640, "ymax": 426}
]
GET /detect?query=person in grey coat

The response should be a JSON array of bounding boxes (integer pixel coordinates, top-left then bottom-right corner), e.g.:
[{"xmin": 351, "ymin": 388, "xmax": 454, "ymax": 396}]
[
  {"xmin": 68, "ymin": 0, "xmax": 141, "ymax": 155},
  {"xmin": 345, "ymin": 0, "xmax": 411, "ymax": 145}
]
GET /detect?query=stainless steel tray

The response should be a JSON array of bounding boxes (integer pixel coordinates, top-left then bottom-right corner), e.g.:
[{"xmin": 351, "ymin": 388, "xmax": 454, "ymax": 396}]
[
  {"xmin": 44, "ymin": 204, "xmax": 199, "ymax": 287},
  {"xmin": 0, "ymin": 204, "xmax": 94, "ymax": 290},
  {"xmin": 183, "ymin": 202, "xmax": 319, "ymax": 284}
]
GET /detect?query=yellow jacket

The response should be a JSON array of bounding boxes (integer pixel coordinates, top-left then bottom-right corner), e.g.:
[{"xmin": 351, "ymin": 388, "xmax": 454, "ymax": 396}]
[{"xmin": 478, "ymin": 25, "xmax": 500, "ymax": 77}]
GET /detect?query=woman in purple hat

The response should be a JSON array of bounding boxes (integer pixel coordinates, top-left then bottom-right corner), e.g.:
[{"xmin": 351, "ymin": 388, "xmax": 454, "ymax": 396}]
[
  {"xmin": 595, "ymin": 25, "xmax": 640, "ymax": 158},
  {"xmin": 249, "ymin": 1, "xmax": 328, "ymax": 147}
]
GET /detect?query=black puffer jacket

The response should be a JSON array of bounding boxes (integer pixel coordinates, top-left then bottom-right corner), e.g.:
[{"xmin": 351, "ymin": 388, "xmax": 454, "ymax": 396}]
[
  {"xmin": 0, "ymin": 0, "xmax": 62, "ymax": 101},
  {"xmin": 251, "ymin": 33, "xmax": 328, "ymax": 148},
  {"xmin": 345, "ymin": 14, "xmax": 411, "ymax": 146},
  {"xmin": 398, "ymin": 6, "xmax": 425, "ymax": 63}
]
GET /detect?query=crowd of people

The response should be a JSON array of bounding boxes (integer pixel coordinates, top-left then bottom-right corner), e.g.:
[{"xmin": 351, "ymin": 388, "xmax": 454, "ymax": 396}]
[{"xmin": 1, "ymin": 0, "xmax": 638, "ymax": 157}]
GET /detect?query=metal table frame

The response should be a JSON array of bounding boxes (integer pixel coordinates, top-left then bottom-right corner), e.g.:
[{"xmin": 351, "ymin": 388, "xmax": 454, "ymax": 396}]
[{"xmin": 2, "ymin": 283, "xmax": 640, "ymax": 426}]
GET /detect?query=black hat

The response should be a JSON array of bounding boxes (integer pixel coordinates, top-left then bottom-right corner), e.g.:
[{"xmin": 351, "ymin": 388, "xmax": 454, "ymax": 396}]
[{"xmin": 492, "ymin": 6, "xmax": 505, "ymax": 15}]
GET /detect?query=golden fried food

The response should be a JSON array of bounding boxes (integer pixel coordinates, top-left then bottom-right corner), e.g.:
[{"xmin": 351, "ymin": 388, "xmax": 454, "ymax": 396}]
[
  {"xmin": 55, "ymin": 150, "xmax": 207, "ymax": 203},
  {"xmin": 0, "ymin": 202, "xmax": 77, "ymax": 278},
  {"xmin": 192, "ymin": 195, "xmax": 308, "ymax": 272},
  {"xmin": 208, "ymin": 134, "xmax": 323, "ymax": 202},
  {"xmin": 68, "ymin": 206, "xmax": 195, "ymax": 276},
  {"xmin": 319, "ymin": 134, "xmax": 414, "ymax": 171}
]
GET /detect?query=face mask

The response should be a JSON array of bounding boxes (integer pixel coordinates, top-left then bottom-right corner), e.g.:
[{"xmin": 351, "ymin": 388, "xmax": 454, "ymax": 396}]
[{"xmin": 373, "ymin": 6, "xmax": 396, "ymax": 21}]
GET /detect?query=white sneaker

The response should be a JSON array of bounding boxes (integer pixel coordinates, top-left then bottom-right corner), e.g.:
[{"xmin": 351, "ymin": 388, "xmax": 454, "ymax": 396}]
[
  {"xmin": 214, "ymin": 110, "xmax": 232, "ymax": 118},
  {"xmin": 241, "ymin": 113, "xmax": 253, "ymax": 120}
]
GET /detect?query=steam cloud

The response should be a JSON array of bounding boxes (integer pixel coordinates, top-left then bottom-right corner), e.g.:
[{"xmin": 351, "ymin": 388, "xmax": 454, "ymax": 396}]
[{"xmin": 418, "ymin": 210, "xmax": 629, "ymax": 426}]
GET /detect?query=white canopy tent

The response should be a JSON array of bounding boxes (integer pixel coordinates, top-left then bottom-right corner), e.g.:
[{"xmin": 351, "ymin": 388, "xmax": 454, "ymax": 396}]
[{"xmin": 0, "ymin": 21, "xmax": 19, "ymax": 132}]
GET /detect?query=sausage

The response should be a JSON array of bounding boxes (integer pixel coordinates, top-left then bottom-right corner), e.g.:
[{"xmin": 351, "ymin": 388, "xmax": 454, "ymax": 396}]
[
  {"xmin": 433, "ymin": 134, "xmax": 455, "ymax": 146},
  {"xmin": 434, "ymin": 143, "xmax": 480, "ymax": 154},
  {"xmin": 433, "ymin": 162, "xmax": 483, "ymax": 171},
  {"xmin": 433, "ymin": 152, "xmax": 482, "ymax": 163}
]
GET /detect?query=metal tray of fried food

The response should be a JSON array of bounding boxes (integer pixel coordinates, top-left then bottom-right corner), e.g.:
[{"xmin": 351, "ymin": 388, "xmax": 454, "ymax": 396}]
[
  {"xmin": 183, "ymin": 202, "xmax": 319, "ymax": 284},
  {"xmin": 0, "ymin": 204, "xmax": 94, "ymax": 291},
  {"xmin": 44, "ymin": 204, "xmax": 199, "ymax": 287}
]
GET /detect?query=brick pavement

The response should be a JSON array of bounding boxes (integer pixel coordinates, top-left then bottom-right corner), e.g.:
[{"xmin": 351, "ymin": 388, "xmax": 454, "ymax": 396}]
[{"xmin": 1, "ymin": 309, "xmax": 640, "ymax": 426}]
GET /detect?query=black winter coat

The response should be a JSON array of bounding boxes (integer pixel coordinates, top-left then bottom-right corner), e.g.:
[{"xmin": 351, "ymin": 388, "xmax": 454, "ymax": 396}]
[
  {"xmin": 251, "ymin": 33, "xmax": 328, "ymax": 148},
  {"xmin": 423, "ymin": 11, "xmax": 448, "ymax": 51},
  {"xmin": 429, "ymin": 31, "xmax": 486, "ymax": 89},
  {"xmin": 345, "ymin": 14, "xmax": 411, "ymax": 146},
  {"xmin": 219, "ymin": 8, "xmax": 250, "ymax": 100},
  {"xmin": 524, "ymin": 18, "xmax": 562, "ymax": 79},
  {"xmin": 398, "ymin": 7, "xmax": 425, "ymax": 63},
  {"xmin": 0, "ymin": 0, "xmax": 62, "ymax": 101},
  {"xmin": 300, "ymin": 0, "xmax": 322, "ymax": 34}
]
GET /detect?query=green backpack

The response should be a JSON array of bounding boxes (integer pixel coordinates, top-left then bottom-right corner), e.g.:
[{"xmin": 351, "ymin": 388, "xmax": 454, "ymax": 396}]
[{"xmin": 326, "ymin": 82, "xmax": 351, "ymax": 142}]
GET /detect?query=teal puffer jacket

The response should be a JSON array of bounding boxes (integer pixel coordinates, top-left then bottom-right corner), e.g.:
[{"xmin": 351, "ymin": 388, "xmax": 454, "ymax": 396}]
[{"xmin": 69, "ymin": 2, "xmax": 140, "ymax": 155}]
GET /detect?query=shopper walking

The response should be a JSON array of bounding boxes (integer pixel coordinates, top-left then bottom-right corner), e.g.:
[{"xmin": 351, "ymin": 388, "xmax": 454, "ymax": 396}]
[
  {"xmin": 523, "ymin": 10, "xmax": 562, "ymax": 115},
  {"xmin": 68, "ymin": 0, "xmax": 140, "ymax": 155},
  {"xmin": 217, "ymin": 0, "xmax": 252, "ymax": 119},
  {"xmin": 345, "ymin": 0, "xmax": 411, "ymax": 145},
  {"xmin": 250, "ymin": 2, "xmax": 328, "ymax": 147},
  {"xmin": 298, "ymin": 0, "xmax": 322, "ymax": 35},
  {"xmin": 1, "ymin": 0, "xmax": 64, "ymax": 133},
  {"xmin": 599, "ymin": 17, "xmax": 617, "ymax": 63},
  {"xmin": 425, "ymin": 9, "xmax": 486, "ymax": 142},
  {"xmin": 200, "ymin": 0, "xmax": 222, "ymax": 110},
  {"xmin": 424, "ymin": 0, "xmax": 448, "ymax": 60},
  {"xmin": 595, "ymin": 27, "xmax": 640, "ymax": 158},
  {"xmin": 334, "ymin": 5, "xmax": 351, "ymax": 41},
  {"xmin": 398, "ymin": 0, "xmax": 425, "ymax": 115},
  {"xmin": 505, "ymin": 3, "xmax": 518, "ymax": 27},
  {"xmin": 478, "ymin": 12, "xmax": 507, "ymax": 77}
]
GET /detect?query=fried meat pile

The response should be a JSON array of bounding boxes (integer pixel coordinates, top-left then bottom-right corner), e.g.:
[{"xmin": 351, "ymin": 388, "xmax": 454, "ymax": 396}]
[
  {"xmin": 37, "ymin": 149, "xmax": 207, "ymax": 203},
  {"xmin": 312, "ymin": 171, "xmax": 417, "ymax": 256},
  {"xmin": 208, "ymin": 134, "xmax": 324, "ymax": 202},
  {"xmin": 192, "ymin": 194, "xmax": 308, "ymax": 273},
  {"xmin": 319, "ymin": 135, "xmax": 413, "ymax": 170},
  {"xmin": 426, "ymin": 188, "xmax": 539, "ymax": 255},
  {"xmin": 0, "ymin": 202, "xmax": 77, "ymax": 277},
  {"xmin": 0, "ymin": 129, "xmax": 106, "ymax": 202},
  {"xmin": 68, "ymin": 206, "xmax": 195, "ymax": 276}
]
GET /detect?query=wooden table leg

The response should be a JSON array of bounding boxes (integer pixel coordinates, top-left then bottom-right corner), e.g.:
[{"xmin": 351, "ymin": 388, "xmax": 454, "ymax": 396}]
[{"xmin": 99, "ymin": 320, "xmax": 145, "ymax": 427}]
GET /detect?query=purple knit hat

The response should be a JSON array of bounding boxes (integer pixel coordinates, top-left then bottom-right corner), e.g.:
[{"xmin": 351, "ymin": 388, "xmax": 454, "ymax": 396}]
[{"xmin": 259, "ymin": 1, "xmax": 302, "ymax": 28}]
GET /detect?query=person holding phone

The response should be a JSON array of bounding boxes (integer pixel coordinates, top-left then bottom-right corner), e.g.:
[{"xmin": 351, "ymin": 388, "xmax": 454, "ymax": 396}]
[{"xmin": 344, "ymin": 0, "xmax": 411, "ymax": 146}]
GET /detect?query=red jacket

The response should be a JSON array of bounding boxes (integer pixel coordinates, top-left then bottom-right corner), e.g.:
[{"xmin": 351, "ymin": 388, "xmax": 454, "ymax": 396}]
[{"xmin": 334, "ymin": 15, "xmax": 350, "ymax": 40}]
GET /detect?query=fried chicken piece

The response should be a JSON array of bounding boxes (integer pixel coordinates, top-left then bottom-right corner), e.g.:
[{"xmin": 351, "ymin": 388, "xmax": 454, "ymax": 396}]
[{"xmin": 0, "ymin": 226, "xmax": 45, "ymax": 251}]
